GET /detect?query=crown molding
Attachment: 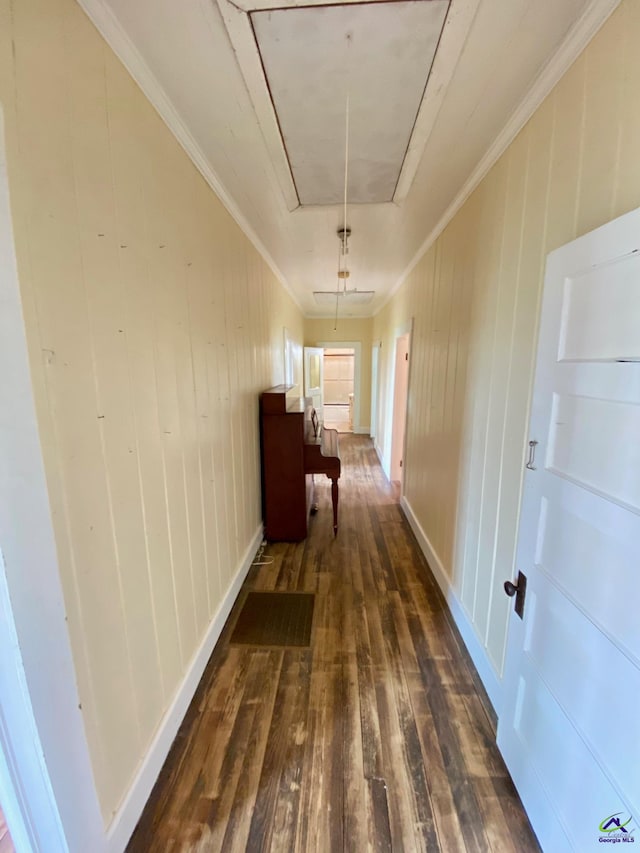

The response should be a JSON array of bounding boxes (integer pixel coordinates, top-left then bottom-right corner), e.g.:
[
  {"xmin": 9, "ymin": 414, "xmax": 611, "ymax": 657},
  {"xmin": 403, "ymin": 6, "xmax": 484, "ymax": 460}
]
[
  {"xmin": 76, "ymin": 0, "xmax": 302, "ymax": 311},
  {"xmin": 378, "ymin": 0, "xmax": 622, "ymax": 315}
]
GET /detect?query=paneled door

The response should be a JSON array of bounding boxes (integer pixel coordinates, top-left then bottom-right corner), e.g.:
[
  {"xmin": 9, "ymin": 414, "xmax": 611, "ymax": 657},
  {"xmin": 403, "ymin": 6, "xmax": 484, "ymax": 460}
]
[
  {"xmin": 303, "ymin": 347, "xmax": 324, "ymax": 420},
  {"xmin": 497, "ymin": 207, "xmax": 640, "ymax": 851}
]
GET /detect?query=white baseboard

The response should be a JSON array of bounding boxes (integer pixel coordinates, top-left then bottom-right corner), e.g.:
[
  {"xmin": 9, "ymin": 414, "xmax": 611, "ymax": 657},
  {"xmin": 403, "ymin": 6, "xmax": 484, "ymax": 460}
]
[
  {"xmin": 105, "ymin": 524, "xmax": 263, "ymax": 853},
  {"xmin": 374, "ymin": 441, "xmax": 386, "ymax": 473},
  {"xmin": 354, "ymin": 426, "xmax": 370, "ymax": 435},
  {"xmin": 400, "ymin": 497, "xmax": 502, "ymax": 716}
]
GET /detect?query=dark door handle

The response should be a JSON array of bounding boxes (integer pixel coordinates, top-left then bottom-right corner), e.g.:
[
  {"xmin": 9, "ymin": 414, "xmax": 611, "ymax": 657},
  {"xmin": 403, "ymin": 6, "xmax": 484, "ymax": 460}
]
[
  {"xmin": 504, "ymin": 571, "xmax": 527, "ymax": 619},
  {"xmin": 504, "ymin": 580, "xmax": 518, "ymax": 597},
  {"xmin": 525, "ymin": 440, "xmax": 538, "ymax": 470}
]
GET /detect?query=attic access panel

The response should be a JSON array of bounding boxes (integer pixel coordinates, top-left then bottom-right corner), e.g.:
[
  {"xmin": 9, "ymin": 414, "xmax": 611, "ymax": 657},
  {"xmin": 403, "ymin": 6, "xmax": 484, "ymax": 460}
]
[{"xmin": 251, "ymin": 1, "xmax": 448, "ymax": 206}]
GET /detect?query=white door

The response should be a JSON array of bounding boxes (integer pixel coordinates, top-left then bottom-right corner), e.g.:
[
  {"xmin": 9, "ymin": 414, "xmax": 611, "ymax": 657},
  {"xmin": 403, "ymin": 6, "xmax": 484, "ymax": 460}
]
[
  {"xmin": 371, "ymin": 343, "xmax": 379, "ymax": 440},
  {"xmin": 498, "ymin": 207, "xmax": 640, "ymax": 851},
  {"xmin": 304, "ymin": 347, "xmax": 324, "ymax": 420},
  {"xmin": 391, "ymin": 333, "xmax": 410, "ymax": 482}
]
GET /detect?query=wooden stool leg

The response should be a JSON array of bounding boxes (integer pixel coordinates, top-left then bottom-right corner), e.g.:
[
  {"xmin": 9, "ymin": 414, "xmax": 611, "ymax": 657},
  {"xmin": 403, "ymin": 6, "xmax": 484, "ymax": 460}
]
[{"xmin": 331, "ymin": 478, "xmax": 339, "ymax": 536}]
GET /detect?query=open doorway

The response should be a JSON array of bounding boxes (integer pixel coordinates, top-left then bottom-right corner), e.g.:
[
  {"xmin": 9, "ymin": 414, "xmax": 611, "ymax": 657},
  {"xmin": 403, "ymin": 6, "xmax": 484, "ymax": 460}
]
[{"xmin": 323, "ymin": 348, "xmax": 355, "ymax": 433}]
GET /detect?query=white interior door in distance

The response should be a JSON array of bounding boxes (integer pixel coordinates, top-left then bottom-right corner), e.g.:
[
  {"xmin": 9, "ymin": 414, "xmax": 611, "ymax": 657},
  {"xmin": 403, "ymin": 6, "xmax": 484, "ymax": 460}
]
[{"xmin": 304, "ymin": 346, "xmax": 324, "ymax": 420}]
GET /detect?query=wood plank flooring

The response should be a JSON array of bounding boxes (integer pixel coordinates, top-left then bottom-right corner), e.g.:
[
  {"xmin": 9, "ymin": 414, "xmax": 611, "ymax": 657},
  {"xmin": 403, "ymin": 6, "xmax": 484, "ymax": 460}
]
[{"xmin": 128, "ymin": 436, "xmax": 539, "ymax": 853}]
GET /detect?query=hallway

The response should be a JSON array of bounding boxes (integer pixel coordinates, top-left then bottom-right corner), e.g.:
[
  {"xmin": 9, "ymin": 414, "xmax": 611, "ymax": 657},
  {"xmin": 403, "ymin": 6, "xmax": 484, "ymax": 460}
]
[{"xmin": 128, "ymin": 436, "xmax": 538, "ymax": 852}]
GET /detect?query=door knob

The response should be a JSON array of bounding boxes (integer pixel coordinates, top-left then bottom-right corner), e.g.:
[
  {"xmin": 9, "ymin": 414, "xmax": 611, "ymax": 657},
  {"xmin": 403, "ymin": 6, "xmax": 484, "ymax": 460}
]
[
  {"xmin": 504, "ymin": 580, "xmax": 518, "ymax": 597},
  {"xmin": 503, "ymin": 571, "xmax": 527, "ymax": 619}
]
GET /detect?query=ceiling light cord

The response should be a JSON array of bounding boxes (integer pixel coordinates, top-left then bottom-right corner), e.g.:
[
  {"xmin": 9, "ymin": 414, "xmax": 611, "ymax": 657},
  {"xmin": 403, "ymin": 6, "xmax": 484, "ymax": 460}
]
[
  {"xmin": 335, "ymin": 89, "xmax": 350, "ymax": 331},
  {"xmin": 333, "ymin": 232, "xmax": 342, "ymax": 330},
  {"xmin": 343, "ymin": 92, "xmax": 349, "ymax": 284}
]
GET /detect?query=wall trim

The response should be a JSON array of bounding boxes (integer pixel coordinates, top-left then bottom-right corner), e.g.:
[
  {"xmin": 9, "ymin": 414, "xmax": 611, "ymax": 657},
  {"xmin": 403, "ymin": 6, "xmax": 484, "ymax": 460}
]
[
  {"xmin": 400, "ymin": 496, "xmax": 502, "ymax": 716},
  {"xmin": 354, "ymin": 426, "xmax": 370, "ymax": 435},
  {"xmin": 106, "ymin": 524, "xmax": 263, "ymax": 853},
  {"xmin": 378, "ymin": 0, "xmax": 622, "ymax": 315},
  {"xmin": 76, "ymin": 0, "xmax": 301, "ymax": 313},
  {"xmin": 374, "ymin": 440, "xmax": 386, "ymax": 478}
]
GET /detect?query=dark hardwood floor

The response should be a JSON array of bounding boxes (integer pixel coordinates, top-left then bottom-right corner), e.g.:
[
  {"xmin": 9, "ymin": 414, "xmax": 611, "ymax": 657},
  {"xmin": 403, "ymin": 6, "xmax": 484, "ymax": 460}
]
[{"xmin": 128, "ymin": 436, "xmax": 539, "ymax": 852}]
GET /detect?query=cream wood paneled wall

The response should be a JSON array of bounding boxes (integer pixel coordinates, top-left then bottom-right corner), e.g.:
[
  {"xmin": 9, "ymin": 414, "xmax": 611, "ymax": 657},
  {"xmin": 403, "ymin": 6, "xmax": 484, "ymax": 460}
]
[
  {"xmin": 304, "ymin": 317, "xmax": 373, "ymax": 430},
  {"xmin": 373, "ymin": 0, "xmax": 640, "ymax": 692},
  {"xmin": 0, "ymin": 0, "xmax": 302, "ymax": 821}
]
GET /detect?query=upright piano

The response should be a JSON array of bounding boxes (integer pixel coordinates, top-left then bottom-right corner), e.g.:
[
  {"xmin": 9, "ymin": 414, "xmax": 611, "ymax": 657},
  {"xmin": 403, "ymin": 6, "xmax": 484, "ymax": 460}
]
[{"xmin": 260, "ymin": 385, "xmax": 341, "ymax": 541}]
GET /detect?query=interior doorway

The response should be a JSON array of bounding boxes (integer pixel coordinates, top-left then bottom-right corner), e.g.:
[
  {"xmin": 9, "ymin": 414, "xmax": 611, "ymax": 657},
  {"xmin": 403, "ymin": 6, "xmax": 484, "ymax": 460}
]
[
  {"xmin": 370, "ymin": 342, "xmax": 380, "ymax": 442},
  {"xmin": 323, "ymin": 348, "xmax": 355, "ymax": 433},
  {"xmin": 390, "ymin": 332, "xmax": 411, "ymax": 484},
  {"xmin": 303, "ymin": 346, "xmax": 324, "ymax": 420}
]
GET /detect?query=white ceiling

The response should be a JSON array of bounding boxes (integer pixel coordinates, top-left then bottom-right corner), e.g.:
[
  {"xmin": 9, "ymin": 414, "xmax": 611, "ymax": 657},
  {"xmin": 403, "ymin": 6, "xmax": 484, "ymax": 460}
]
[{"xmin": 80, "ymin": 0, "xmax": 619, "ymax": 318}]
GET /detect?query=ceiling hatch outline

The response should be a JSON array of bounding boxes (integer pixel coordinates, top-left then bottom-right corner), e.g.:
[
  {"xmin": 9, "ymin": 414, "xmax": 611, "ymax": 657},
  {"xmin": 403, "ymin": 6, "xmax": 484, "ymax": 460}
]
[
  {"xmin": 216, "ymin": 0, "xmax": 480, "ymax": 212},
  {"xmin": 251, "ymin": 1, "xmax": 448, "ymax": 207}
]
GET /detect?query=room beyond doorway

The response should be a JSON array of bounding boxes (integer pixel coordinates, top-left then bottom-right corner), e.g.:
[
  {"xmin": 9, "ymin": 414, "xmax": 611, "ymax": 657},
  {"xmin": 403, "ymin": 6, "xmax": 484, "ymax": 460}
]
[{"xmin": 323, "ymin": 348, "xmax": 355, "ymax": 433}]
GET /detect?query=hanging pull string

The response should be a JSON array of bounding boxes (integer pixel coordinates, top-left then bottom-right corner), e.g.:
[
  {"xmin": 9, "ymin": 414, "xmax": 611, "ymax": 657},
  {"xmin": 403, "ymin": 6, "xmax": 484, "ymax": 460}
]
[
  {"xmin": 343, "ymin": 29, "xmax": 352, "ymax": 257},
  {"xmin": 342, "ymin": 91, "xmax": 350, "ymax": 293},
  {"xmin": 335, "ymin": 89, "xmax": 350, "ymax": 330},
  {"xmin": 333, "ymin": 233, "xmax": 341, "ymax": 330},
  {"xmin": 335, "ymin": 33, "xmax": 352, "ymax": 331}
]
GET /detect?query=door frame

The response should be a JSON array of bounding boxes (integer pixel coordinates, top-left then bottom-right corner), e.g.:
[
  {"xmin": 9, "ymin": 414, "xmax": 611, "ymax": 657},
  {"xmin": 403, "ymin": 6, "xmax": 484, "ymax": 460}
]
[
  {"xmin": 316, "ymin": 340, "xmax": 364, "ymax": 432},
  {"xmin": 370, "ymin": 341, "xmax": 381, "ymax": 441},
  {"xmin": 390, "ymin": 331, "xmax": 411, "ymax": 484},
  {"xmin": 379, "ymin": 319, "xmax": 413, "ymax": 481},
  {"xmin": 0, "ymin": 108, "xmax": 103, "ymax": 851},
  {"xmin": 303, "ymin": 346, "xmax": 324, "ymax": 419},
  {"xmin": 0, "ymin": 551, "xmax": 65, "ymax": 853}
]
